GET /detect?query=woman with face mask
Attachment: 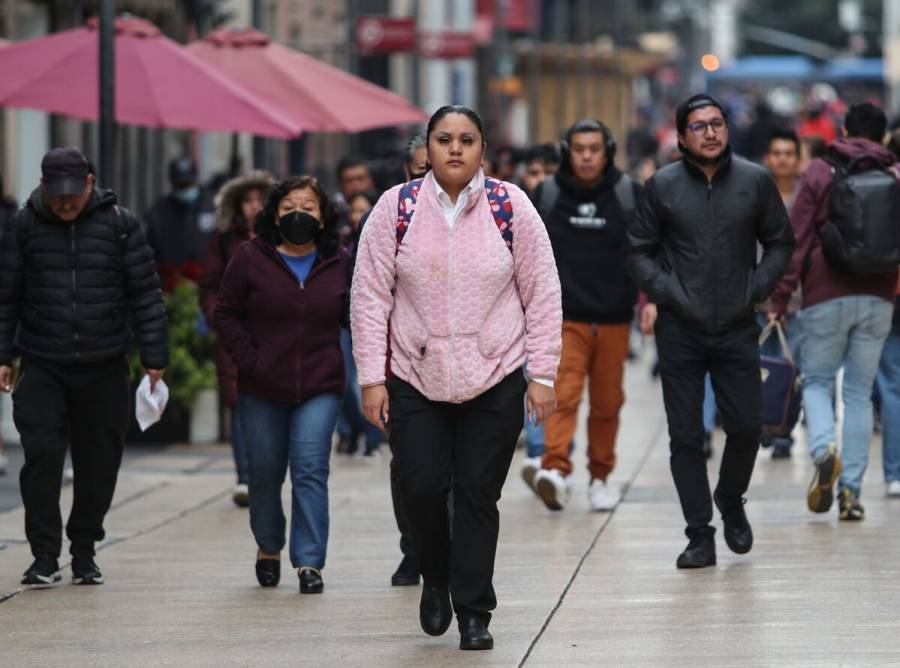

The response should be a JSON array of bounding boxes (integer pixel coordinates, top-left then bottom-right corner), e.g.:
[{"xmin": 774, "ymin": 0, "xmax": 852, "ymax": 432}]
[
  {"xmin": 351, "ymin": 106, "xmax": 562, "ymax": 650},
  {"xmin": 215, "ymin": 176, "xmax": 349, "ymax": 595}
]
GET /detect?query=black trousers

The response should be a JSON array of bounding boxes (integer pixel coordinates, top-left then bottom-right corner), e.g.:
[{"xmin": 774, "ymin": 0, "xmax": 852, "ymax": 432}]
[
  {"xmin": 389, "ymin": 457, "xmax": 415, "ymax": 558},
  {"xmin": 655, "ymin": 309, "xmax": 762, "ymax": 540},
  {"xmin": 388, "ymin": 370, "xmax": 526, "ymax": 623},
  {"xmin": 14, "ymin": 357, "xmax": 131, "ymax": 558}
]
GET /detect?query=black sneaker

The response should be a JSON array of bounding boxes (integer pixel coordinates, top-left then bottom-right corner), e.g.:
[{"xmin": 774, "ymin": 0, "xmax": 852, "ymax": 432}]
[
  {"xmin": 71, "ymin": 556, "xmax": 104, "ymax": 585},
  {"xmin": 676, "ymin": 536, "xmax": 716, "ymax": 569},
  {"xmin": 838, "ymin": 488, "xmax": 865, "ymax": 521},
  {"xmin": 807, "ymin": 443, "xmax": 842, "ymax": 513},
  {"xmin": 391, "ymin": 555, "xmax": 420, "ymax": 586},
  {"xmin": 771, "ymin": 444, "xmax": 792, "ymax": 459},
  {"xmin": 21, "ymin": 555, "xmax": 61, "ymax": 587}
]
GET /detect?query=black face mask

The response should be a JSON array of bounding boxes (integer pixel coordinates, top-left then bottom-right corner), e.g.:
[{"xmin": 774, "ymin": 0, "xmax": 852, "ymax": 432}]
[{"xmin": 278, "ymin": 211, "xmax": 320, "ymax": 245}]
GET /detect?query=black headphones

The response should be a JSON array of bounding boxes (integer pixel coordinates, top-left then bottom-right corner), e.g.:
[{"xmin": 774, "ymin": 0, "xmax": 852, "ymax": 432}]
[{"xmin": 559, "ymin": 118, "xmax": 617, "ymax": 165}]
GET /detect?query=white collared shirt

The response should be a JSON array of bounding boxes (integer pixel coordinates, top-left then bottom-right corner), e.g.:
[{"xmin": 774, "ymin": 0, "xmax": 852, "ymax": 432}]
[{"xmin": 434, "ymin": 171, "xmax": 481, "ymax": 228}]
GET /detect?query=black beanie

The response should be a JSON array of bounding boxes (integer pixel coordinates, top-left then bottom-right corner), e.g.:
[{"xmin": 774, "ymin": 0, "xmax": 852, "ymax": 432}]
[{"xmin": 676, "ymin": 94, "xmax": 727, "ymax": 134}]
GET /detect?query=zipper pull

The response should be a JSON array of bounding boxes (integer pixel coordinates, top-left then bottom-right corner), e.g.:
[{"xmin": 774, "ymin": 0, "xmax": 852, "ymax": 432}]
[{"xmin": 299, "ymin": 280, "xmax": 304, "ymax": 290}]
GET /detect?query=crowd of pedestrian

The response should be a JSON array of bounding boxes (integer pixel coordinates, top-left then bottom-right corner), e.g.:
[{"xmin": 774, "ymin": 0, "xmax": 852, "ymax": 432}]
[{"xmin": 1, "ymin": 93, "xmax": 899, "ymax": 652}]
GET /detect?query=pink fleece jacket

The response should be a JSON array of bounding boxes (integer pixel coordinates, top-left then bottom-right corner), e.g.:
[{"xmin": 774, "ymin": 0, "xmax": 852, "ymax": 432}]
[{"xmin": 351, "ymin": 171, "xmax": 562, "ymax": 404}]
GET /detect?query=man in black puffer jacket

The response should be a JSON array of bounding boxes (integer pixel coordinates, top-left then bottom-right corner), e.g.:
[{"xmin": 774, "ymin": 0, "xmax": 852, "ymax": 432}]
[
  {"xmin": 0, "ymin": 147, "xmax": 168, "ymax": 587},
  {"xmin": 628, "ymin": 95, "xmax": 794, "ymax": 570}
]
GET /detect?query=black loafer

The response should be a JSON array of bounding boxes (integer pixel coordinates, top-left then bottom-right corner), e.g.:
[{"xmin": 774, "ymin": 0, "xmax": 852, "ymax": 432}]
[
  {"xmin": 255, "ymin": 558, "xmax": 280, "ymax": 587},
  {"xmin": 459, "ymin": 616, "xmax": 493, "ymax": 650},
  {"xmin": 676, "ymin": 536, "xmax": 716, "ymax": 569},
  {"xmin": 419, "ymin": 586, "xmax": 452, "ymax": 636},
  {"xmin": 714, "ymin": 491, "xmax": 753, "ymax": 554},
  {"xmin": 298, "ymin": 567, "xmax": 324, "ymax": 594},
  {"xmin": 391, "ymin": 555, "xmax": 420, "ymax": 586}
]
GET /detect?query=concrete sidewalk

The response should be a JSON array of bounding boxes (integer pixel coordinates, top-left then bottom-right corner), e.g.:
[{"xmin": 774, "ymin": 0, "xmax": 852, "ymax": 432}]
[{"xmin": 2, "ymin": 356, "xmax": 900, "ymax": 667}]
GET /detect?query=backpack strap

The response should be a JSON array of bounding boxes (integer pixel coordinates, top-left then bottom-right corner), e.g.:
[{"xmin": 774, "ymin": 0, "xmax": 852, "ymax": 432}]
[
  {"xmin": 394, "ymin": 176, "xmax": 515, "ymax": 255},
  {"xmin": 483, "ymin": 176, "xmax": 513, "ymax": 253},
  {"xmin": 614, "ymin": 173, "xmax": 636, "ymax": 222},
  {"xmin": 395, "ymin": 178, "xmax": 423, "ymax": 256},
  {"xmin": 537, "ymin": 177, "xmax": 559, "ymax": 221}
]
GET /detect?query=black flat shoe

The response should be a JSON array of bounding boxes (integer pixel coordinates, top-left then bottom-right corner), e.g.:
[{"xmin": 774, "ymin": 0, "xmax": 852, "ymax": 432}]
[
  {"xmin": 419, "ymin": 586, "xmax": 452, "ymax": 636},
  {"xmin": 676, "ymin": 536, "xmax": 716, "ymax": 569},
  {"xmin": 714, "ymin": 491, "xmax": 753, "ymax": 554},
  {"xmin": 391, "ymin": 555, "xmax": 420, "ymax": 586},
  {"xmin": 255, "ymin": 558, "xmax": 280, "ymax": 587},
  {"xmin": 298, "ymin": 567, "xmax": 323, "ymax": 594},
  {"xmin": 459, "ymin": 616, "xmax": 493, "ymax": 650}
]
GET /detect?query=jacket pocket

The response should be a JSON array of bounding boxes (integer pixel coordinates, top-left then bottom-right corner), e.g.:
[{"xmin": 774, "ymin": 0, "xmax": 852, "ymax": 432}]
[{"xmin": 478, "ymin": 311, "xmax": 525, "ymax": 359}]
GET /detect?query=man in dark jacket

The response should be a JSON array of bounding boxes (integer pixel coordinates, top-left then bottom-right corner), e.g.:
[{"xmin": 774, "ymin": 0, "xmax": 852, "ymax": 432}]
[
  {"xmin": 529, "ymin": 119, "xmax": 643, "ymax": 514},
  {"xmin": 0, "ymin": 147, "xmax": 169, "ymax": 587},
  {"xmin": 143, "ymin": 156, "xmax": 216, "ymax": 291},
  {"xmin": 768, "ymin": 103, "xmax": 898, "ymax": 521},
  {"xmin": 628, "ymin": 95, "xmax": 794, "ymax": 569}
]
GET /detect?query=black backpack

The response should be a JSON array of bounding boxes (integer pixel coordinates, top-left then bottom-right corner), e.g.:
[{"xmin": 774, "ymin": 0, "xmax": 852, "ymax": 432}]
[{"xmin": 818, "ymin": 155, "xmax": 900, "ymax": 275}]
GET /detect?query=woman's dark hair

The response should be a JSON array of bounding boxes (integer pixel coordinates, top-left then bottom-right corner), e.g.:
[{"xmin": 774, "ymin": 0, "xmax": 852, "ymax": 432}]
[
  {"xmin": 426, "ymin": 105, "xmax": 486, "ymax": 146},
  {"xmin": 255, "ymin": 176, "xmax": 340, "ymax": 258},
  {"xmin": 349, "ymin": 189, "xmax": 378, "ymax": 210}
]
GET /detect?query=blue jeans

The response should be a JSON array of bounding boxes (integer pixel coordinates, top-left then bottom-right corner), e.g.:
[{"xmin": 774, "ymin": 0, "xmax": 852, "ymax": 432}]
[
  {"xmin": 876, "ymin": 322, "xmax": 900, "ymax": 482},
  {"xmin": 799, "ymin": 296, "xmax": 893, "ymax": 495},
  {"xmin": 759, "ymin": 312, "xmax": 802, "ymax": 449},
  {"xmin": 232, "ymin": 405, "xmax": 249, "ymax": 485},
  {"xmin": 524, "ymin": 415, "xmax": 544, "ymax": 458},
  {"xmin": 238, "ymin": 392, "xmax": 342, "ymax": 569},
  {"xmin": 702, "ymin": 374, "xmax": 716, "ymax": 434},
  {"xmin": 336, "ymin": 328, "xmax": 382, "ymax": 453}
]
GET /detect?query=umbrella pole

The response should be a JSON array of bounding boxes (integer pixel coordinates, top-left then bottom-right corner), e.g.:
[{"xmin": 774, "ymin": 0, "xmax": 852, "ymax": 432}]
[{"xmin": 99, "ymin": 0, "xmax": 115, "ymax": 188}]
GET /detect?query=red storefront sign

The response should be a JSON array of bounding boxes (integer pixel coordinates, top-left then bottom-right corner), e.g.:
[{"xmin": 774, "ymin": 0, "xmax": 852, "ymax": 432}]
[
  {"xmin": 476, "ymin": 0, "xmax": 536, "ymax": 32},
  {"xmin": 418, "ymin": 31, "xmax": 476, "ymax": 59},
  {"xmin": 355, "ymin": 17, "xmax": 417, "ymax": 55}
]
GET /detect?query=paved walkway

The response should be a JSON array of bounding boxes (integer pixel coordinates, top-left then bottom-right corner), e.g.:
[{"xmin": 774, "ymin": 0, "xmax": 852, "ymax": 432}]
[{"xmin": 2, "ymin": 355, "xmax": 899, "ymax": 667}]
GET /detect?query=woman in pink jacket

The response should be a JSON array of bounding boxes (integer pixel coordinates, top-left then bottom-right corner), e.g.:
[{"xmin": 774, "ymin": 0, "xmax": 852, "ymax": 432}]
[{"xmin": 351, "ymin": 106, "xmax": 562, "ymax": 651}]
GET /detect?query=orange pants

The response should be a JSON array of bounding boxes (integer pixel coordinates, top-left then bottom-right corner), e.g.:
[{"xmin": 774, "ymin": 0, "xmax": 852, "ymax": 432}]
[{"xmin": 541, "ymin": 321, "xmax": 630, "ymax": 481}]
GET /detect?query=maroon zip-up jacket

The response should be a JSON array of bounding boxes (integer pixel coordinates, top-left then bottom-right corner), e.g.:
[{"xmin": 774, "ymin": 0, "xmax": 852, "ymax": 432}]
[
  {"xmin": 214, "ymin": 236, "xmax": 349, "ymax": 404},
  {"xmin": 770, "ymin": 137, "xmax": 898, "ymax": 315}
]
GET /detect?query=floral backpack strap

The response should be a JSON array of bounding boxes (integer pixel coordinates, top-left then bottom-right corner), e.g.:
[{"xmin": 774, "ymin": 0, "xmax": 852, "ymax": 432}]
[
  {"xmin": 483, "ymin": 176, "xmax": 513, "ymax": 253},
  {"xmin": 395, "ymin": 178, "xmax": 423, "ymax": 256}
]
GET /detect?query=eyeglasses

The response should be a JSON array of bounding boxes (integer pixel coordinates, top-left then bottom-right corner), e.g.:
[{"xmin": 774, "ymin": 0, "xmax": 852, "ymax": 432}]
[{"xmin": 686, "ymin": 118, "xmax": 727, "ymax": 136}]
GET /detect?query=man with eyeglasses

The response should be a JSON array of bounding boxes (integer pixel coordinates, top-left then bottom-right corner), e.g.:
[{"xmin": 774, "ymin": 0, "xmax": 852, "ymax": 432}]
[{"xmin": 627, "ymin": 94, "xmax": 795, "ymax": 569}]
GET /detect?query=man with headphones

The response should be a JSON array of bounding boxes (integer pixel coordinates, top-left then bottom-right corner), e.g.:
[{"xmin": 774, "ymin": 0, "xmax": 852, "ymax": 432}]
[{"xmin": 527, "ymin": 118, "xmax": 644, "ymax": 513}]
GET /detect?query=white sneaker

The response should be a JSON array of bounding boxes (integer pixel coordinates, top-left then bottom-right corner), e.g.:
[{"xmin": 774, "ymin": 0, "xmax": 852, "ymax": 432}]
[
  {"xmin": 588, "ymin": 478, "xmax": 621, "ymax": 512},
  {"xmin": 520, "ymin": 457, "xmax": 541, "ymax": 491},
  {"xmin": 887, "ymin": 480, "xmax": 900, "ymax": 498},
  {"xmin": 534, "ymin": 468, "xmax": 571, "ymax": 511}
]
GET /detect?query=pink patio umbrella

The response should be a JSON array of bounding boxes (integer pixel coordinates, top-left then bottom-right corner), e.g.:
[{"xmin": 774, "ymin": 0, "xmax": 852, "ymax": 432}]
[
  {"xmin": 188, "ymin": 28, "xmax": 427, "ymax": 133},
  {"xmin": 0, "ymin": 17, "xmax": 301, "ymax": 138}
]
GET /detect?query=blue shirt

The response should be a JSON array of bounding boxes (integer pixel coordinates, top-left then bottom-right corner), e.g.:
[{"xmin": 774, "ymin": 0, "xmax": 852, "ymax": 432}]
[{"xmin": 279, "ymin": 251, "xmax": 316, "ymax": 284}]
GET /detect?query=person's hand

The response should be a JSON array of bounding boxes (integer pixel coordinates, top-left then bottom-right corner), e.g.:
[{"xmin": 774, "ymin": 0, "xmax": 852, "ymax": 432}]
[
  {"xmin": 766, "ymin": 311, "xmax": 787, "ymax": 329},
  {"xmin": 144, "ymin": 368, "xmax": 166, "ymax": 393},
  {"xmin": 0, "ymin": 365, "xmax": 10, "ymax": 392},
  {"xmin": 640, "ymin": 303, "xmax": 658, "ymax": 335},
  {"xmin": 362, "ymin": 384, "xmax": 390, "ymax": 431},
  {"xmin": 527, "ymin": 381, "xmax": 557, "ymax": 427}
]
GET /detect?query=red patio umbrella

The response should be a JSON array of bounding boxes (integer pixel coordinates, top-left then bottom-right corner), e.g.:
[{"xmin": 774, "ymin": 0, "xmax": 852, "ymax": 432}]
[
  {"xmin": 0, "ymin": 17, "xmax": 300, "ymax": 138},
  {"xmin": 188, "ymin": 28, "xmax": 428, "ymax": 133}
]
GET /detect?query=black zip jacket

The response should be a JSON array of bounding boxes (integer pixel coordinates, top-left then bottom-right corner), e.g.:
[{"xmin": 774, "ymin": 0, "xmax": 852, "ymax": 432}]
[
  {"xmin": 627, "ymin": 149, "xmax": 795, "ymax": 333},
  {"xmin": 0, "ymin": 187, "xmax": 169, "ymax": 368},
  {"xmin": 536, "ymin": 165, "xmax": 641, "ymax": 324}
]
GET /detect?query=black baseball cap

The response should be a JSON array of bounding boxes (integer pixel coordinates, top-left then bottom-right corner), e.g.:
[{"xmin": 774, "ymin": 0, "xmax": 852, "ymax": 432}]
[
  {"xmin": 41, "ymin": 147, "xmax": 90, "ymax": 198},
  {"xmin": 676, "ymin": 94, "xmax": 728, "ymax": 134}
]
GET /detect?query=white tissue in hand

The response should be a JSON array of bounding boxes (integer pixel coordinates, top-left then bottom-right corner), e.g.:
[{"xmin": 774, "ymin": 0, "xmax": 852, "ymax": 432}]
[{"xmin": 135, "ymin": 376, "xmax": 169, "ymax": 431}]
